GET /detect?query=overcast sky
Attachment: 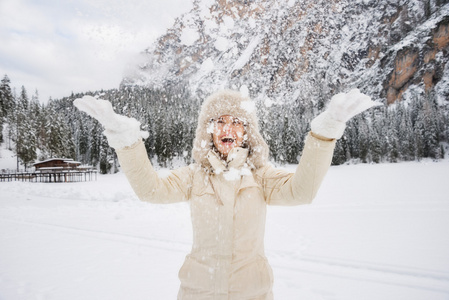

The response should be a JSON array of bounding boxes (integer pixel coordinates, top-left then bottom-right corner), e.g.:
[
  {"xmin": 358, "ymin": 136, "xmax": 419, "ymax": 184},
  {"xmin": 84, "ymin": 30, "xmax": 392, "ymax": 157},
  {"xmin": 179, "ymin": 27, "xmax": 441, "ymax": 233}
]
[{"xmin": 0, "ymin": 0, "xmax": 193, "ymax": 103}]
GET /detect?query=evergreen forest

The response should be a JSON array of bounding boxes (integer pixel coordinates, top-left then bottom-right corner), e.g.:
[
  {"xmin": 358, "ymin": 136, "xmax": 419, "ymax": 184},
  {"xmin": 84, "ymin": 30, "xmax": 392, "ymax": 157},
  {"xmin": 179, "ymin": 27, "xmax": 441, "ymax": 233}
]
[{"xmin": 0, "ymin": 74, "xmax": 447, "ymax": 173}]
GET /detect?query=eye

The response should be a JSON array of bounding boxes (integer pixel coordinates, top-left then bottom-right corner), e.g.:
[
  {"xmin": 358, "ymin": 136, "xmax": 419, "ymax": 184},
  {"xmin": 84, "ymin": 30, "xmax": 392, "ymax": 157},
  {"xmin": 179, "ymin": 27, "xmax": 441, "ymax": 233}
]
[{"xmin": 233, "ymin": 118, "xmax": 242, "ymax": 125}]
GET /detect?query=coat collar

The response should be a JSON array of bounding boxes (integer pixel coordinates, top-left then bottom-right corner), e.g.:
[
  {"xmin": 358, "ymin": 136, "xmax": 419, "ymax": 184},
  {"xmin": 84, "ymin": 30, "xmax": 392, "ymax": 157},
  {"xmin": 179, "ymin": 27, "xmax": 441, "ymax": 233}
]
[{"xmin": 206, "ymin": 147, "xmax": 249, "ymax": 174}]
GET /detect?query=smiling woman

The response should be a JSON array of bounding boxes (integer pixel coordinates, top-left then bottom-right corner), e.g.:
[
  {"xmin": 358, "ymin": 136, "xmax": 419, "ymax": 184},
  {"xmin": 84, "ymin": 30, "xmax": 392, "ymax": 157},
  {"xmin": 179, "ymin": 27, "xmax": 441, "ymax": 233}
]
[
  {"xmin": 211, "ymin": 115, "xmax": 245, "ymax": 160},
  {"xmin": 73, "ymin": 88, "xmax": 379, "ymax": 299}
]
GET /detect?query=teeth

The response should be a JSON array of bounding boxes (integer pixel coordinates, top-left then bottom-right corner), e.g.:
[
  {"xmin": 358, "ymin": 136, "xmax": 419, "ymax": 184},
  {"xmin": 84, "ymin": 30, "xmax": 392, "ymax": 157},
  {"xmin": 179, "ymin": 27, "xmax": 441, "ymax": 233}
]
[{"xmin": 221, "ymin": 137, "xmax": 235, "ymax": 143}]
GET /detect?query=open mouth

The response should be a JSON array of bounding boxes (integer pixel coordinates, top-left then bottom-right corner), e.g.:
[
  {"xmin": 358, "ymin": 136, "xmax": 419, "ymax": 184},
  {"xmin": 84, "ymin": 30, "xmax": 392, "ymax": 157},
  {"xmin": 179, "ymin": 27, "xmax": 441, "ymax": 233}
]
[{"xmin": 221, "ymin": 137, "xmax": 235, "ymax": 144}]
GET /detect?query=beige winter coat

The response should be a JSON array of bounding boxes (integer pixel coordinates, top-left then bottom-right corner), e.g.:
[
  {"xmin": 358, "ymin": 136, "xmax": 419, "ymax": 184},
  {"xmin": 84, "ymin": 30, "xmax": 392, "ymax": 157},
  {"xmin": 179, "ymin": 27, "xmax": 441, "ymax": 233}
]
[
  {"xmin": 116, "ymin": 132, "xmax": 335, "ymax": 299},
  {"xmin": 114, "ymin": 89, "xmax": 336, "ymax": 299}
]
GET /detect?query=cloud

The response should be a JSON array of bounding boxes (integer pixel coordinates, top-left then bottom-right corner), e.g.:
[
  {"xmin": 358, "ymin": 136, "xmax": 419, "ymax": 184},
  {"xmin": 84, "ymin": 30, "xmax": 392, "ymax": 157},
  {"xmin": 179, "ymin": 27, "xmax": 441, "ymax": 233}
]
[{"xmin": 0, "ymin": 0, "xmax": 193, "ymax": 102}]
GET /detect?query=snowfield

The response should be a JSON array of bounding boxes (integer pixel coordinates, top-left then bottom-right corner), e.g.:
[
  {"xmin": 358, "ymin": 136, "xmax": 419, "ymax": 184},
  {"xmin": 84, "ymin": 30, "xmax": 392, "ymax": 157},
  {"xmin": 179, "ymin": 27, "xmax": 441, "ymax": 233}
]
[{"xmin": 1, "ymin": 160, "xmax": 449, "ymax": 300}]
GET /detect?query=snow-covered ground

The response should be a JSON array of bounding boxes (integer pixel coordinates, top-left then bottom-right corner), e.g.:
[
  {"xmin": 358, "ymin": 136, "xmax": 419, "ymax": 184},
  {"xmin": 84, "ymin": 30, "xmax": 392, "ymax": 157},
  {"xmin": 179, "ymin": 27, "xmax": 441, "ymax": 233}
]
[{"xmin": 1, "ymin": 158, "xmax": 449, "ymax": 300}]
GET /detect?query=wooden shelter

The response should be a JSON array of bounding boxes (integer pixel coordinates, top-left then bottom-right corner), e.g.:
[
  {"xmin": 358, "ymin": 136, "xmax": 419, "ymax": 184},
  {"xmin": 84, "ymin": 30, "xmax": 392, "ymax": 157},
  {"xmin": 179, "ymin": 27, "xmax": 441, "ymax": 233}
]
[
  {"xmin": 0, "ymin": 159, "xmax": 96, "ymax": 183},
  {"xmin": 32, "ymin": 158, "xmax": 96, "ymax": 182},
  {"xmin": 33, "ymin": 158, "xmax": 81, "ymax": 170}
]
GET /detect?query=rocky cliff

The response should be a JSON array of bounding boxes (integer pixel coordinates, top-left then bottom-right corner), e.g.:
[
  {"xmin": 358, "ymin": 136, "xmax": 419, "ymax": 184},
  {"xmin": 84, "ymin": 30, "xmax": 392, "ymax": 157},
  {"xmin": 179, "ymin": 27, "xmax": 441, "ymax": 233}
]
[{"xmin": 122, "ymin": 0, "xmax": 449, "ymax": 107}]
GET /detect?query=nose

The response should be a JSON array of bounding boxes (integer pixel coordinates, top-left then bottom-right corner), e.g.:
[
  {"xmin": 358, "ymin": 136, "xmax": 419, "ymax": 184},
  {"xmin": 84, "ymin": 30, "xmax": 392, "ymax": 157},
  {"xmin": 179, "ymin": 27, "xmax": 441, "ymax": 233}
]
[
  {"xmin": 221, "ymin": 122, "xmax": 233, "ymax": 132},
  {"xmin": 223, "ymin": 123, "xmax": 231, "ymax": 130}
]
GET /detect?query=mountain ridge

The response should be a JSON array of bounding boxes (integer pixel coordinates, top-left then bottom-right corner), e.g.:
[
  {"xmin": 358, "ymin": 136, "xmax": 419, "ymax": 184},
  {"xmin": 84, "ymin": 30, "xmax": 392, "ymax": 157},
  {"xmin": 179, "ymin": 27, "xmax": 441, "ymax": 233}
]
[{"xmin": 121, "ymin": 0, "xmax": 449, "ymax": 107}]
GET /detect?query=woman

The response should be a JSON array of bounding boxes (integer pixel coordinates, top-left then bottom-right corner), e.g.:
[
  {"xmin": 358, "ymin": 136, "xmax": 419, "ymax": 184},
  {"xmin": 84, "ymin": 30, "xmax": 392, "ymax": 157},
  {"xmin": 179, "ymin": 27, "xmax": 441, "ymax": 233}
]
[{"xmin": 74, "ymin": 89, "xmax": 378, "ymax": 299}]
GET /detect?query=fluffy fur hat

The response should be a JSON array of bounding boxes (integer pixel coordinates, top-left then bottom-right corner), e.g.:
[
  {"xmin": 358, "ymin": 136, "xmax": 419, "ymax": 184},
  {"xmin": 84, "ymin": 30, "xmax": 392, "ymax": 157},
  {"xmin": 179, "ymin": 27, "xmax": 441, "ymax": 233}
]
[{"xmin": 192, "ymin": 90, "xmax": 269, "ymax": 169}]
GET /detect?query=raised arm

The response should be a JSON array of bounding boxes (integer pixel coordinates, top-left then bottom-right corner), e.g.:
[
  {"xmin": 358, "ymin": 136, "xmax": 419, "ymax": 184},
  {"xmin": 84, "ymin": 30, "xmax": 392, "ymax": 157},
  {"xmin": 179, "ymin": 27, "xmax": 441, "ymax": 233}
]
[
  {"xmin": 258, "ymin": 132, "xmax": 335, "ymax": 205},
  {"xmin": 115, "ymin": 140, "xmax": 191, "ymax": 203},
  {"xmin": 74, "ymin": 96, "xmax": 191, "ymax": 204},
  {"xmin": 259, "ymin": 89, "xmax": 381, "ymax": 206}
]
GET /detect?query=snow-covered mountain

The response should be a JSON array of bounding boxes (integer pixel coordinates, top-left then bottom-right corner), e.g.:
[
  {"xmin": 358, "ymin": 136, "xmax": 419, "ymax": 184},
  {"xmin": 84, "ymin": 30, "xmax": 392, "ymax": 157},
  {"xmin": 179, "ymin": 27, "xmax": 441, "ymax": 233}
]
[{"xmin": 121, "ymin": 0, "xmax": 449, "ymax": 107}]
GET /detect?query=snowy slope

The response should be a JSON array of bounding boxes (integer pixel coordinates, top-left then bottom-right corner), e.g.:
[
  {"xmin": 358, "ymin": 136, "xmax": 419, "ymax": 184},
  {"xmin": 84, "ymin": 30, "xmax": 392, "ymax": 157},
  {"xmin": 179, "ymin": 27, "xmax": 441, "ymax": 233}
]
[
  {"xmin": 1, "ymin": 161, "xmax": 448, "ymax": 300},
  {"xmin": 0, "ymin": 146, "xmax": 19, "ymax": 171}
]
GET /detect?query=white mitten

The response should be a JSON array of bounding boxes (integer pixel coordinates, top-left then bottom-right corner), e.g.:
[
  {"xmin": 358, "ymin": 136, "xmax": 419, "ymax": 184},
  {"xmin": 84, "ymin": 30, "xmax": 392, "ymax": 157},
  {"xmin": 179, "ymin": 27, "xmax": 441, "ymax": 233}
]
[
  {"xmin": 311, "ymin": 89, "xmax": 381, "ymax": 139},
  {"xmin": 74, "ymin": 95, "xmax": 149, "ymax": 149}
]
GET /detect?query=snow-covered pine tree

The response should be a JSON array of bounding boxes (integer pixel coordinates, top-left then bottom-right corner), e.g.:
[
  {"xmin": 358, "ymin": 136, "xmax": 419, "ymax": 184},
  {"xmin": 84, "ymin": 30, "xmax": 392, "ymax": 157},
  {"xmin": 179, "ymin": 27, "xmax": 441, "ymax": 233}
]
[
  {"xmin": 370, "ymin": 109, "xmax": 384, "ymax": 164},
  {"xmin": 397, "ymin": 102, "xmax": 415, "ymax": 161},
  {"xmin": 422, "ymin": 91, "xmax": 442, "ymax": 159},
  {"xmin": 0, "ymin": 75, "xmax": 14, "ymax": 121},
  {"xmin": 357, "ymin": 114, "xmax": 371, "ymax": 163},
  {"xmin": 12, "ymin": 86, "xmax": 37, "ymax": 170}
]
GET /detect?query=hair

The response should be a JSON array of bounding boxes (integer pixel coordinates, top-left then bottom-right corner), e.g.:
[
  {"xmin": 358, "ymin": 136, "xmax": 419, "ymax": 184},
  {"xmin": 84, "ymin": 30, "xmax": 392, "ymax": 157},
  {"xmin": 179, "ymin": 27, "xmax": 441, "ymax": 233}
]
[{"xmin": 192, "ymin": 90, "xmax": 269, "ymax": 169}]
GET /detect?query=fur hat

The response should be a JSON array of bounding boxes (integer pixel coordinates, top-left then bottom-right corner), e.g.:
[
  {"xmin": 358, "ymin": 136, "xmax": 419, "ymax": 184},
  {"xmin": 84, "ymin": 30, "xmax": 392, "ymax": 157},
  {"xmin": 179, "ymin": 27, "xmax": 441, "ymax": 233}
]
[{"xmin": 192, "ymin": 90, "xmax": 269, "ymax": 169}]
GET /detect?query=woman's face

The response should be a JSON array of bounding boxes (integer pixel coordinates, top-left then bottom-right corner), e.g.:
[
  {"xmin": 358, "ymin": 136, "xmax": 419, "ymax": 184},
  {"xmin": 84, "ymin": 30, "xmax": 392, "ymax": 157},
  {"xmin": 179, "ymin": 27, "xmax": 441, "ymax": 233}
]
[{"xmin": 212, "ymin": 115, "xmax": 245, "ymax": 159}]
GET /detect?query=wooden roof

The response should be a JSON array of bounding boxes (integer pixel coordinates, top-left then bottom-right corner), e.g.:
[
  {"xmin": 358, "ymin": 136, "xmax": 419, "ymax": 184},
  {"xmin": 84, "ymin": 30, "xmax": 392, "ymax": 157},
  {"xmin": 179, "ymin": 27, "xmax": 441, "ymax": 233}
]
[{"xmin": 33, "ymin": 158, "xmax": 82, "ymax": 169}]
